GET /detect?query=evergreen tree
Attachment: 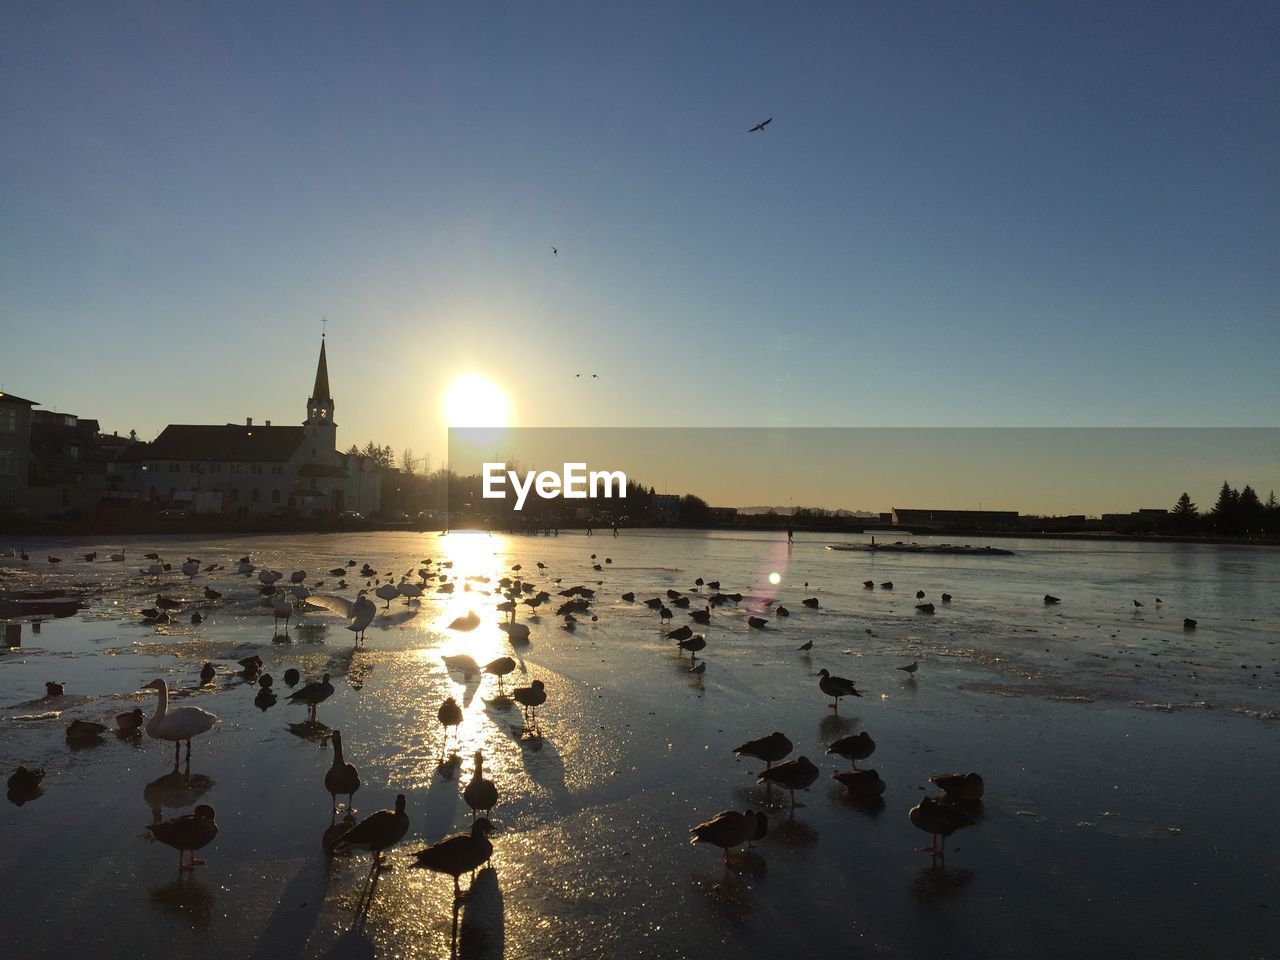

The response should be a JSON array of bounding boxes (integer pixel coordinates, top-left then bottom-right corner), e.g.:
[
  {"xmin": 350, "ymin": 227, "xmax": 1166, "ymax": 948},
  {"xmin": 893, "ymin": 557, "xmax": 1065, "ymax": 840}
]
[
  {"xmin": 1172, "ymin": 492, "xmax": 1197, "ymax": 517},
  {"xmin": 1210, "ymin": 481, "xmax": 1240, "ymax": 535}
]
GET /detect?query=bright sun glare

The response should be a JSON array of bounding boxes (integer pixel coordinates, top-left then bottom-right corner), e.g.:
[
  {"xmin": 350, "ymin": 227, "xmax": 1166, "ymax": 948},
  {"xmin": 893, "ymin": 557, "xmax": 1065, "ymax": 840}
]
[{"xmin": 444, "ymin": 374, "xmax": 511, "ymax": 428}]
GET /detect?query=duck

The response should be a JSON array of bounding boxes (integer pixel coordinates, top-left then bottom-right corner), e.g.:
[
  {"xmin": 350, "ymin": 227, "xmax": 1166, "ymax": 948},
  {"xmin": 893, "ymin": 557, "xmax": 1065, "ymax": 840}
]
[
  {"xmin": 144, "ymin": 679, "xmax": 219, "ymax": 767},
  {"xmin": 203, "ymin": 586, "xmax": 222, "ymax": 601},
  {"xmin": 747, "ymin": 616, "xmax": 768, "ymax": 629},
  {"xmin": 802, "ymin": 597, "xmax": 819, "ymax": 609},
  {"xmin": 915, "ymin": 602, "xmax": 935, "ymax": 614},
  {"xmin": 863, "ymin": 580, "xmax": 874, "ymax": 589},
  {"xmin": 448, "ymin": 610, "xmax": 481, "ymax": 632},
  {"xmin": 463, "ymin": 750, "xmax": 498, "ymax": 819},
  {"xmin": 374, "ymin": 583, "xmax": 399, "ymax": 608},
  {"xmin": 775, "ymin": 605, "xmax": 789, "ymax": 617},
  {"xmin": 415, "ymin": 819, "xmax": 494, "ymax": 895},
  {"xmin": 666, "ymin": 625, "xmax": 693, "ymax": 643},
  {"xmin": 116, "ymin": 707, "xmax": 145, "ymax": 737},
  {"xmin": 287, "ymin": 673, "xmax": 334, "ymax": 722},
  {"xmin": 689, "ymin": 809, "xmax": 754, "ymax": 862},
  {"xmin": 690, "ymin": 608, "xmax": 711, "ymax": 625},
  {"xmin": 929, "ymin": 771, "xmax": 984, "ymax": 802},
  {"xmin": 757, "ymin": 756, "xmax": 820, "ymax": 807},
  {"xmin": 677, "ymin": 634, "xmax": 707, "ymax": 660},
  {"xmin": 334, "ymin": 794, "xmax": 409, "ymax": 868},
  {"xmin": 818, "ymin": 669, "xmax": 861, "ymax": 711},
  {"xmin": 199, "ymin": 662, "xmax": 216, "ymax": 686},
  {"xmin": 483, "ymin": 656, "xmax": 517, "ymax": 694},
  {"xmin": 44, "ymin": 681, "xmax": 64, "ymax": 698},
  {"xmin": 827, "ymin": 731, "xmax": 875, "ymax": 768},
  {"xmin": 1044, "ymin": 594, "xmax": 1061, "ymax": 605},
  {"xmin": 796, "ymin": 640, "xmax": 813, "ymax": 651},
  {"xmin": 941, "ymin": 593, "xmax": 952, "ymax": 602},
  {"xmin": 909, "ymin": 796, "xmax": 973, "ymax": 856},
  {"xmin": 438, "ymin": 697, "xmax": 463, "ymax": 755},
  {"xmin": 442, "ymin": 654, "xmax": 482, "ymax": 681},
  {"xmin": 834, "ymin": 768, "xmax": 886, "ymax": 801},
  {"xmin": 66, "ymin": 719, "xmax": 108, "ymax": 744},
  {"xmin": 733, "ymin": 731, "xmax": 793, "ymax": 770},
  {"xmin": 512, "ymin": 679, "xmax": 546, "ymax": 731},
  {"xmin": 147, "ymin": 804, "xmax": 218, "ymax": 872},
  {"xmin": 7, "ymin": 765, "xmax": 44, "ymax": 799},
  {"xmin": 191, "ymin": 612, "xmax": 203, "ymax": 625},
  {"xmin": 880, "ymin": 581, "xmax": 893, "ymax": 590},
  {"xmin": 283, "ymin": 668, "xmax": 301, "ymax": 686},
  {"xmin": 325, "ymin": 730, "xmax": 360, "ymax": 815}
]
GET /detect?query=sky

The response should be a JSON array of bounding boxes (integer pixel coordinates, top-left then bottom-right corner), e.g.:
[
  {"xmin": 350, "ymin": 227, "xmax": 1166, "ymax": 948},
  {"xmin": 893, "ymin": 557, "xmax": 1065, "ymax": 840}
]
[{"xmin": 2, "ymin": 2, "xmax": 1277, "ymax": 506}]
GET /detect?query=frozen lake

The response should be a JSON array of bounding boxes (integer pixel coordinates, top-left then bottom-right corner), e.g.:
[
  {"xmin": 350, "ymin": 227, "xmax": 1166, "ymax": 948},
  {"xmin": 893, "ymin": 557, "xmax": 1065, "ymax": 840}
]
[{"xmin": 2, "ymin": 529, "xmax": 1277, "ymax": 959}]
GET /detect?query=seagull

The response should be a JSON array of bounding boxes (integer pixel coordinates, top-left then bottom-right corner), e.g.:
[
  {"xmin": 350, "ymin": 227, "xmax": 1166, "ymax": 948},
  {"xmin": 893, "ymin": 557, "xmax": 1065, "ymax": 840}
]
[
  {"xmin": 551, "ymin": 246, "xmax": 557, "ymax": 256},
  {"xmin": 748, "ymin": 117, "xmax": 773, "ymax": 133},
  {"xmin": 306, "ymin": 592, "xmax": 376, "ymax": 643}
]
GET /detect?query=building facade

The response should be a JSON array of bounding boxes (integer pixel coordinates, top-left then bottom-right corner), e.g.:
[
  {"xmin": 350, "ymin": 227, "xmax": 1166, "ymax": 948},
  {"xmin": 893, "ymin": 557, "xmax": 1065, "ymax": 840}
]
[
  {"xmin": 114, "ymin": 338, "xmax": 381, "ymax": 516},
  {"xmin": 0, "ymin": 391, "xmax": 36, "ymax": 512}
]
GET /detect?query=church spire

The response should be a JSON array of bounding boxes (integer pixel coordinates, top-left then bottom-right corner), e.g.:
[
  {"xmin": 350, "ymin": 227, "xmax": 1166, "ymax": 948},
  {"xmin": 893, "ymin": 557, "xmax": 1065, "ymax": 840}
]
[{"xmin": 311, "ymin": 336, "xmax": 331, "ymax": 403}]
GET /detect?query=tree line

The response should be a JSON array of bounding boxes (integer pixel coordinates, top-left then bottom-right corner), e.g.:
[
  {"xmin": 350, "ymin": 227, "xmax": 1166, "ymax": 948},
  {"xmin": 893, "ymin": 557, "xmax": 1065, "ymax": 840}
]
[{"xmin": 1172, "ymin": 483, "xmax": 1279, "ymax": 537}]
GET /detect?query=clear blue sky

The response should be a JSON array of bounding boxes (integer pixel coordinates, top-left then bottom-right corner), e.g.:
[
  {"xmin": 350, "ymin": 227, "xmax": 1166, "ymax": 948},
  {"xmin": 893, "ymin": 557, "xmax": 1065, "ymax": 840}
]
[{"xmin": 2, "ymin": 2, "xmax": 1277, "ymax": 465}]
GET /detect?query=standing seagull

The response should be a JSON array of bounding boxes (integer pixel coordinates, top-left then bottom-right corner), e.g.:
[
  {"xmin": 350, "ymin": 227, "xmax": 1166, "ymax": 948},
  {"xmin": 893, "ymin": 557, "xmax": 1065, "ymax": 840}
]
[
  {"xmin": 748, "ymin": 117, "xmax": 773, "ymax": 132},
  {"xmin": 306, "ymin": 592, "xmax": 376, "ymax": 644}
]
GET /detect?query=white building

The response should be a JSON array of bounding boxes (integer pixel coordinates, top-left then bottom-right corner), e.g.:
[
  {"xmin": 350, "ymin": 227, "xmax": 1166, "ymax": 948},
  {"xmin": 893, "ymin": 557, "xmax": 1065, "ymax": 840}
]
[{"xmin": 115, "ymin": 337, "xmax": 380, "ymax": 515}]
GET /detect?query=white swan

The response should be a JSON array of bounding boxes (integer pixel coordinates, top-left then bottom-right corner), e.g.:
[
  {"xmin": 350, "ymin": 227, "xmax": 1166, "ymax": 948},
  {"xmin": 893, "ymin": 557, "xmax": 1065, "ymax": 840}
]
[
  {"xmin": 306, "ymin": 592, "xmax": 376, "ymax": 643},
  {"xmin": 144, "ymin": 678, "xmax": 219, "ymax": 768}
]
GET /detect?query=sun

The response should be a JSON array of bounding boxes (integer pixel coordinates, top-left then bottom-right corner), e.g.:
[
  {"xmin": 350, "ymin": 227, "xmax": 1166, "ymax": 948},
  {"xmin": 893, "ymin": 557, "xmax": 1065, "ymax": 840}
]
[{"xmin": 444, "ymin": 374, "xmax": 511, "ymax": 428}]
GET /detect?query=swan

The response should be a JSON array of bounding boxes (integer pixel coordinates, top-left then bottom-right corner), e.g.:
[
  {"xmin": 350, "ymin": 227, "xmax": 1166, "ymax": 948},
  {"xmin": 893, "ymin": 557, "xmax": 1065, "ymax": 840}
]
[
  {"xmin": 144, "ymin": 678, "xmax": 219, "ymax": 767},
  {"xmin": 272, "ymin": 595, "xmax": 293, "ymax": 629},
  {"xmin": 396, "ymin": 579, "xmax": 423, "ymax": 603},
  {"xmin": 306, "ymin": 592, "xmax": 376, "ymax": 643},
  {"xmin": 325, "ymin": 729, "xmax": 360, "ymax": 815}
]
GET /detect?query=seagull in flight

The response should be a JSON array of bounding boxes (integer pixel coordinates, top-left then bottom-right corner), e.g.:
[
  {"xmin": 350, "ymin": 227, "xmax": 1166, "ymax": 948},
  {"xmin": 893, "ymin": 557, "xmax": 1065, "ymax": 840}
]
[
  {"xmin": 748, "ymin": 117, "xmax": 773, "ymax": 133},
  {"xmin": 551, "ymin": 246, "xmax": 558, "ymax": 256}
]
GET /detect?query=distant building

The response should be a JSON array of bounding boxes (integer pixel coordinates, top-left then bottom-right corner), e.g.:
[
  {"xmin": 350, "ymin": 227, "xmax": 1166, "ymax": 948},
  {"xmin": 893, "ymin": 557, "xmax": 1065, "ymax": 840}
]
[
  {"xmin": 114, "ymin": 338, "xmax": 380, "ymax": 515},
  {"xmin": 0, "ymin": 391, "xmax": 36, "ymax": 512},
  {"xmin": 891, "ymin": 507, "xmax": 1020, "ymax": 529},
  {"xmin": 26, "ymin": 410, "xmax": 132, "ymax": 517},
  {"xmin": 1100, "ymin": 508, "xmax": 1170, "ymax": 530}
]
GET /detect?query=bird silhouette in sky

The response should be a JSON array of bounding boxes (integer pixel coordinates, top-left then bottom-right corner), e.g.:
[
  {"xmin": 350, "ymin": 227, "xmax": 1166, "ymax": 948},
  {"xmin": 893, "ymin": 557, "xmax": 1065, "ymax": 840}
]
[
  {"xmin": 748, "ymin": 117, "xmax": 773, "ymax": 133},
  {"xmin": 551, "ymin": 246, "xmax": 557, "ymax": 256}
]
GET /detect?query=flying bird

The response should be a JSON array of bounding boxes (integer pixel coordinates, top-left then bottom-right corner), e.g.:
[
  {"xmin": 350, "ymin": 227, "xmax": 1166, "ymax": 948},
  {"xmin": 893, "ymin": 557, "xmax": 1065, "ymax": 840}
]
[
  {"xmin": 748, "ymin": 117, "xmax": 773, "ymax": 133},
  {"xmin": 551, "ymin": 246, "xmax": 557, "ymax": 256}
]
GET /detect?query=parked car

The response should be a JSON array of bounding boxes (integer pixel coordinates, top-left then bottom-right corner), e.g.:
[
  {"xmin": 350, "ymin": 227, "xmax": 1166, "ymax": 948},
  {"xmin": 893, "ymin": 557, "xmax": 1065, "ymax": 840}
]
[
  {"xmin": 338, "ymin": 511, "xmax": 364, "ymax": 522},
  {"xmin": 158, "ymin": 508, "xmax": 190, "ymax": 520}
]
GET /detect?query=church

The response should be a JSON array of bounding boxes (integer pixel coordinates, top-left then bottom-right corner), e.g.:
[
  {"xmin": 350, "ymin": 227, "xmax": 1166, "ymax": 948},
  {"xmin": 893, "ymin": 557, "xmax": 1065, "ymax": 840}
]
[{"xmin": 116, "ymin": 338, "xmax": 381, "ymax": 516}]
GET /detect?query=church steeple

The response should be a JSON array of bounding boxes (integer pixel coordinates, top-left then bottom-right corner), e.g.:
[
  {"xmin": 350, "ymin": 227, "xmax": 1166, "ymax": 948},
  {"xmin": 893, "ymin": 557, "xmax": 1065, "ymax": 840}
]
[{"xmin": 305, "ymin": 336, "xmax": 336, "ymax": 427}]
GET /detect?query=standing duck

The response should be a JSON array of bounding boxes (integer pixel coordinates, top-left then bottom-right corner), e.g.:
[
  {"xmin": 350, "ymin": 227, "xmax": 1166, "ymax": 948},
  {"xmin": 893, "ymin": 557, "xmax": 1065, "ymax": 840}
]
[
  {"xmin": 335, "ymin": 794, "xmax": 409, "ymax": 868},
  {"xmin": 116, "ymin": 707, "xmax": 145, "ymax": 737},
  {"xmin": 463, "ymin": 750, "xmax": 498, "ymax": 819},
  {"xmin": 415, "ymin": 819, "xmax": 494, "ymax": 896},
  {"xmin": 483, "ymin": 657, "xmax": 516, "ymax": 694},
  {"xmin": 757, "ymin": 756, "xmax": 820, "ymax": 807},
  {"xmin": 438, "ymin": 697, "xmax": 463, "ymax": 756},
  {"xmin": 512, "ymin": 680, "xmax": 546, "ymax": 732},
  {"xmin": 834, "ymin": 768, "xmax": 886, "ymax": 801},
  {"xmin": 44, "ymin": 682, "xmax": 65, "ymax": 698},
  {"xmin": 325, "ymin": 730, "xmax": 360, "ymax": 816},
  {"xmin": 144, "ymin": 679, "xmax": 219, "ymax": 768},
  {"xmin": 817, "ymin": 669, "xmax": 861, "ymax": 712},
  {"xmin": 690, "ymin": 809, "xmax": 755, "ymax": 863},
  {"xmin": 827, "ymin": 731, "xmax": 876, "ymax": 769},
  {"xmin": 199, "ymin": 662, "xmax": 216, "ymax": 686},
  {"xmin": 909, "ymin": 796, "xmax": 972, "ymax": 856},
  {"xmin": 147, "ymin": 804, "xmax": 218, "ymax": 872},
  {"xmin": 929, "ymin": 771, "xmax": 984, "ymax": 802},
  {"xmin": 733, "ymin": 731, "xmax": 793, "ymax": 771},
  {"xmin": 66, "ymin": 719, "xmax": 108, "ymax": 745},
  {"xmin": 287, "ymin": 673, "xmax": 334, "ymax": 723}
]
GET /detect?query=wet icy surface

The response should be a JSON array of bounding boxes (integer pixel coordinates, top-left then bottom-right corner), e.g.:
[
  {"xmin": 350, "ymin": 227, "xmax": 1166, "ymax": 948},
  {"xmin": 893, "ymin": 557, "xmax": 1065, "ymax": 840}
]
[{"xmin": 1, "ymin": 530, "xmax": 1277, "ymax": 959}]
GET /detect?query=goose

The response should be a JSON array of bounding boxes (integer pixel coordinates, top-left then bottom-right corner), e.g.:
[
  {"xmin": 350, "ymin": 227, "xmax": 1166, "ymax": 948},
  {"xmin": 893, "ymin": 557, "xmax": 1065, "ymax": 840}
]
[
  {"xmin": 828, "ymin": 731, "xmax": 875, "ymax": 768},
  {"xmin": 66, "ymin": 719, "xmax": 107, "ymax": 744},
  {"xmin": 438, "ymin": 697, "xmax": 463, "ymax": 755},
  {"xmin": 834, "ymin": 768, "xmax": 886, "ymax": 800},
  {"xmin": 690, "ymin": 809, "xmax": 754, "ymax": 862},
  {"xmin": 306, "ymin": 592, "xmax": 376, "ymax": 644},
  {"xmin": 757, "ymin": 756, "xmax": 819, "ymax": 806},
  {"xmin": 375, "ymin": 583, "xmax": 399, "ymax": 608},
  {"xmin": 335, "ymin": 794, "xmax": 409, "ymax": 868},
  {"xmin": 116, "ymin": 707, "xmax": 145, "ymax": 736},
  {"xmin": 909, "ymin": 796, "xmax": 972, "ymax": 856},
  {"xmin": 415, "ymin": 819, "xmax": 494, "ymax": 895},
  {"xmin": 929, "ymin": 771, "xmax": 984, "ymax": 802},
  {"xmin": 512, "ymin": 679, "xmax": 546, "ymax": 731},
  {"xmin": 448, "ymin": 610, "xmax": 481, "ymax": 632},
  {"xmin": 442, "ymin": 654, "xmax": 481, "ymax": 680},
  {"xmin": 144, "ymin": 679, "xmax": 219, "ymax": 767},
  {"xmin": 325, "ymin": 730, "xmax": 360, "ymax": 815},
  {"xmin": 818, "ymin": 669, "xmax": 860, "ymax": 711},
  {"xmin": 733, "ymin": 731, "xmax": 792, "ymax": 770},
  {"xmin": 483, "ymin": 656, "xmax": 517, "ymax": 693},
  {"xmin": 147, "ymin": 804, "xmax": 218, "ymax": 872},
  {"xmin": 287, "ymin": 673, "xmax": 334, "ymax": 722},
  {"xmin": 463, "ymin": 750, "xmax": 498, "ymax": 818},
  {"xmin": 44, "ymin": 681, "xmax": 64, "ymax": 698}
]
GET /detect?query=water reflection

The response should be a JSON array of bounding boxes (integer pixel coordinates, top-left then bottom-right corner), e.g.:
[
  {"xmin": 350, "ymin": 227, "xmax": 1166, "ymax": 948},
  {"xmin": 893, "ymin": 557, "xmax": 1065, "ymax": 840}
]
[
  {"xmin": 287, "ymin": 719, "xmax": 334, "ymax": 743},
  {"xmin": 150, "ymin": 876, "xmax": 215, "ymax": 928},
  {"xmin": 912, "ymin": 862, "xmax": 975, "ymax": 900},
  {"xmin": 770, "ymin": 813, "xmax": 819, "ymax": 848},
  {"xmin": 818, "ymin": 713, "xmax": 856, "ymax": 738},
  {"xmin": 144, "ymin": 771, "xmax": 215, "ymax": 820}
]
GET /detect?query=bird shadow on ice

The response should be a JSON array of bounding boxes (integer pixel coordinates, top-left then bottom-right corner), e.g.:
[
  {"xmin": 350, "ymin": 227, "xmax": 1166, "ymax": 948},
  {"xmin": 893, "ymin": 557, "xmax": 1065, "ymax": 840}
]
[
  {"xmin": 144, "ymin": 771, "xmax": 215, "ymax": 820},
  {"xmin": 690, "ymin": 869, "xmax": 754, "ymax": 923},
  {"xmin": 458, "ymin": 867, "xmax": 505, "ymax": 960},
  {"xmin": 419, "ymin": 762, "xmax": 464, "ymax": 841},
  {"xmin": 248, "ymin": 856, "xmax": 343, "ymax": 960},
  {"xmin": 818, "ymin": 713, "xmax": 856, "ymax": 738},
  {"xmin": 295, "ymin": 624, "xmax": 330, "ymax": 644},
  {"xmin": 150, "ymin": 876, "xmax": 215, "ymax": 928},
  {"xmin": 911, "ymin": 862, "xmax": 975, "ymax": 901},
  {"xmin": 768, "ymin": 813, "xmax": 819, "ymax": 848},
  {"xmin": 287, "ymin": 720, "xmax": 334, "ymax": 744},
  {"xmin": 375, "ymin": 609, "xmax": 418, "ymax": 629},
  {"xmin": 514, "ymin": 735, "xmax": 574, "ymax": 815}
]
